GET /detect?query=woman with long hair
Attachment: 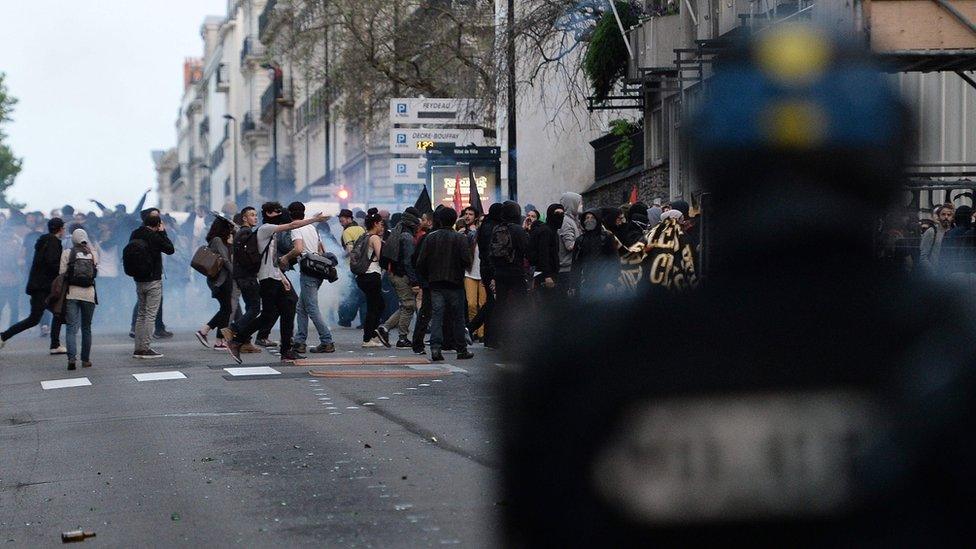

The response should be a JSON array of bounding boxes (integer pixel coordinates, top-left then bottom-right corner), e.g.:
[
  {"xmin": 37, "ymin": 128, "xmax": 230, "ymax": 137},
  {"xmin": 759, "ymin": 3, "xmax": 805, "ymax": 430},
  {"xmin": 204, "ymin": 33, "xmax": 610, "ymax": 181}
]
[
  {"xmin": 356, "ymin": 212, "xmax": 388, "ymax": 348},
  {"xmin": 195, "ymin": 217, "xmax": 234, "ymax": 350}
]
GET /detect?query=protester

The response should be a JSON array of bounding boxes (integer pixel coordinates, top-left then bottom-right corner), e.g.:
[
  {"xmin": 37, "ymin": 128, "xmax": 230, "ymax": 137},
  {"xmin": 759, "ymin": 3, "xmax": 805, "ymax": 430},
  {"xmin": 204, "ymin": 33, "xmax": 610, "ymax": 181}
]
[
  {"xmin": 522, "ymin": 209, "xmax": 540, "ymax": 232},
  {"xmin": 458, "ymin": 206, "xmax": 486, "ymax": 342},
  {"xmin": 411, "ymin": 211, "xmax": 435, "ymax": 354},
  {"xmin": 469, "ymin": 203, "xmax": 502, "ymax": 347},
  {"xmin": 415, "ymin": 207, "xmax": 474, "ymax": 361},
  {"xmin": 528, "ymin": 204, "xmax": 562, "ymax": 301},
  {"xmin": 227, "ymin": 207, "xmax": 263, "ymax": 354},
  {"xmin": 377, "ymin": 207, "xmax": 421, "ymax": 348},
  {"xmin": 0, "ymin": 217, "xmax": 65, "ymax": 353},
  {"xmin": 353, "ymin": 212, "xmax": 387, "ymax": 348},
  {"xmin": 337, "ymin": 208, "xmax": 367, "ymax": 328},
  {"xmin": 195, "ymin": 217, "xmax": 234, "ymax": 350},
  {"xmin": 127, "ymin": 208, "xmax": 175, "ymax": 359},
  {"xmin": 557, "ymin": 192, "xmax": 583, "ymax": 294},
  {"xmin": 920, "ymin": 204, "xmax": 954, "ymax": 273},
  {"xmin": 489, "ymin": 201, "xmax": 530, "ymax": 348},
  {"xmin": 61, "ymin": 228, "xmax": 98, "ymax": 370},
  {"xmin": 573, "ymin": 210, "xmax": 620, "ymax": 300},
  {"xmin": 279, "ymin": 201, "xmax": 336, "ymax": 354}
]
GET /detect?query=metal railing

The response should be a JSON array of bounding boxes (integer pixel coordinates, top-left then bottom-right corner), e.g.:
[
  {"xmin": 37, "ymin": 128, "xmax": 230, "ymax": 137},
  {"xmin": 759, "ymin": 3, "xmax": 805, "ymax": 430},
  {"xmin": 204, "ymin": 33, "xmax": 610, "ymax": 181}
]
[
  {"xmin": 258, "ymin": 0, "xmax": 278, "ymax": 42},
  {"xmin": 170, "ymin": 165, "xmax": 182, "ymax": 185},
  {"xmin": 242, "ymin": 111, "xmax": 259, "ymax": 133},
  {"xmin": 240, "ymin": 36, "xmax": 265, "ymax": 66}
]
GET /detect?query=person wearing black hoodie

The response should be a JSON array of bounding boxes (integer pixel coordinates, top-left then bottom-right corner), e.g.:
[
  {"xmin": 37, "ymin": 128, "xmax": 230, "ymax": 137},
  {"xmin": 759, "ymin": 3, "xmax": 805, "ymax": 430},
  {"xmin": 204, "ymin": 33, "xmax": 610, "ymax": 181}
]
[
  {"xmin": 941, "ymin": 205, "xmax": 976, "ymax": 279},
  {"xmin": 469, "ymin": 203, "xmax": 503, "ymax": 346},
  {"xmin": 528, "ymin": 203, "xmax": 563, "ymax": 302},
  {"xmin": 489, "ymin": 201, "xmax": 529, "ymax": 348},
  {"xmin": 0, "ymin": 217, "xmax": 65, "ymax": 353},
  {"xmin": 129, "ymin": 208, "xmax": 175, "ymax": 359},
  {"xmin": 573, "ymin": 210, "xmax": 620, "ymax": 300}
]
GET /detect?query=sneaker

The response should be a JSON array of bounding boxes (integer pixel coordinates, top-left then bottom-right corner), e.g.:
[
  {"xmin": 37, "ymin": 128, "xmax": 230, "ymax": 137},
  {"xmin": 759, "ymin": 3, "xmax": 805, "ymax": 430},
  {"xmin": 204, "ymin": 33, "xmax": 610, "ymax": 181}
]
[
  {"xmin": 309, "ymin": 343, "xmax": 336, "ymax": 353},
  {"xmin": 128, "ymin": 330, "xmax": 135, "ymax": 339},
  {"xmin": 431, "ymin": 349, "xmax": 445, "ymax": 362},
  {"xmin": 456, "ymin": 350, "xmax": 474, "ymax": 360},
  {"xmin": 67, "ymin": 362, "xmax": 76, "ymax": 371},
  {"xmin": 280, "ymin": 350, "xmax": 306, "ymax": 362},
  {"xmin": 82, "ymin": 362, "xmax": 92, "ymax": 368},
  {"xmin": 41, "ymin": 325, "xmax": 50, "ymax": 337},
  {"xmin": 464, "ymin": 328, "xmax": 473, "ymax": 346},
  {"xmin": 362, "ymin": 338, "xmax": 385, "ymax": 348},
  {"xmin": 133, "ymin": 349, "xmax": 164, "ymax": 359},
  {"xmin": 220, "ymin": 327, "xmax": 236, "ymax": 342},
  {"xmin": 225, "ymin": 340, "xmax": 243, "ymax": 364},
  {"xmin": 412, "ymin": 345, "xmax": 425, "ymax": 355},
  {"xmin": 240, "ymin": 343, "xmax": 263, "ymax": 354},
  {"xmin": 376, "ymin": 326, "xmax": 391, "ymax": 347},
  {"xmin": 194, "ymin": 330, "xmax": 209, "ymax": 348},
  {"xmin": 50, "ymin": 346, "xmax": 67, "ymax": 355},
  {"xmin": 213, "ymin": 341, "xmax": 227, "ymax": 350},
  {"xmin": 153, "ymin": 329, "xmax": 174, "ymax": 340},
  {"xmin": 293, "ymin": 343, "xmax": 307, "ymax": 354},
  {"xmin": 255, "ymin": 338, "xmax": 279, "ymax": 348},
  {"xmin": 395, "ymin": 338, "xmax": 413, "ymax": 349},
  {"xmin": 337, "ymin": 320, "xmax": 352, "ymax": 328}
]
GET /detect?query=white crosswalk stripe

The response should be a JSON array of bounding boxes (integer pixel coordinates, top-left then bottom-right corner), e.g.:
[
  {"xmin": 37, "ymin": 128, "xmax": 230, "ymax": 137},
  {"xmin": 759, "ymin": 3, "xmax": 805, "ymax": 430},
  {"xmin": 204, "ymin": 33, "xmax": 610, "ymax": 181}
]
[
  {"xmin": 223, "ymin": 366, "xmax": 281, "ymax": 376},
  {"xmin": 133, "ymin": 371, "xmax": 187, "ymax": 381},
  {"xmin": 41, "ymin": 378, "xmax": 92, "ymax": 390}
]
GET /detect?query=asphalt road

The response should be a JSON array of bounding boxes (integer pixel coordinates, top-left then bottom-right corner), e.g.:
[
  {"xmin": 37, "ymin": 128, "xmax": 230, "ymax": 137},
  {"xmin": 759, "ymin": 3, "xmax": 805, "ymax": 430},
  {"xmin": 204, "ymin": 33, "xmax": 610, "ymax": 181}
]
[{"xmin": 0, "ymin": 325, "xmax": 506, "ymax": 547}]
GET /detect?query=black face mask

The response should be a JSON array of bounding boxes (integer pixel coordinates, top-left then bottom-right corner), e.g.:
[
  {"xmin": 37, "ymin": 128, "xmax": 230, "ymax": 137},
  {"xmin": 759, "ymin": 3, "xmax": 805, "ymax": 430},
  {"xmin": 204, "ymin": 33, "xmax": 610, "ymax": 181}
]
[{"xmin": 145, "ymin": 216, "xmax": 161, "ymax": 228}]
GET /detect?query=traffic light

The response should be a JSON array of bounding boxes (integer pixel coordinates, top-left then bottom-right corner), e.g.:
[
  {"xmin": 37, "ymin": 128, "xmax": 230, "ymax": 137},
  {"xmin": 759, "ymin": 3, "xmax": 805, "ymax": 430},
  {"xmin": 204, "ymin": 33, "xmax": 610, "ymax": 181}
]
[{"xmin": 337, "ymin": 186, "xmax": 350, "ymax": 209}]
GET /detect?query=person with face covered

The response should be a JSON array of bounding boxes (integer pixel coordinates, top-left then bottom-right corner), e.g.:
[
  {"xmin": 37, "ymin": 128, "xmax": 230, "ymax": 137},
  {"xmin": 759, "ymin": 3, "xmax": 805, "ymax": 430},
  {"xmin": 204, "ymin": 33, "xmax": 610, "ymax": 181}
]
[
  {"xmin": 129, "ymin": 208, "xmax": 175, "ymax": 359},
  {"xmin": 573, "ymin": 210, "xmax": 620, "ymax": 300},
  {"xmin": 528, "ymin": 204, "xmax": 563, "ymax": 302},
  {"xmin": 489, "ymin": 201, "xmax": 530, "ymax": 348}
]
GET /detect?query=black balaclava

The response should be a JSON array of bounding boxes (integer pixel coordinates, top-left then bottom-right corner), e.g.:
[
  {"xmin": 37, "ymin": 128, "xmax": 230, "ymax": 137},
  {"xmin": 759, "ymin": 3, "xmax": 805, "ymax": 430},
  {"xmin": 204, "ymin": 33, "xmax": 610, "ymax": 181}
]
[
  {"xmin": 502, "ymin": 201, "xmax": 521, "ymax": 224},
  {"xmin": 546, "ymin": 203, "xmax": 564, "ymax": 230},
  {"xmin": 435, "ymin": 207, "xmax": 458, "ymax": 229},
  {"xmin": 486, "ymin": 203, "xmax": 503, "ymax": 223}
]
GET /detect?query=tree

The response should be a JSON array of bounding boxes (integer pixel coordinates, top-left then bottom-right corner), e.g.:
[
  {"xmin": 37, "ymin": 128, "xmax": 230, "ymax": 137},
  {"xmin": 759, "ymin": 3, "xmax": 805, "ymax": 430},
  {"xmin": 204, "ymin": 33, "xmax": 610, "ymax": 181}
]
[{"xmin": 0, "ymin": 73, "xmax": 24, "ymax": 209}]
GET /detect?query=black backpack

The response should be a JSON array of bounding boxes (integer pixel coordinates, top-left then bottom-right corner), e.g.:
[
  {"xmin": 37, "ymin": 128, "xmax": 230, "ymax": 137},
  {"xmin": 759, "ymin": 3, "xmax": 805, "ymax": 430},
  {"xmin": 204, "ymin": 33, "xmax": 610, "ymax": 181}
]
[
  {"xmin": 68, "ymin": 247, "xmax": 97, "ymax": 288},
  {"xmin": 381, "ymin": 225, "xmax": 404, "ymax": 264},
  {"xmin": 233, "ymin": 229, "xmax": 262, "ymax": 276},
  {"xmin": 490, "ymin": 223, "xmax": 516, "ymax": 265},
  {"xmin": 122, "ymin": 238, "xmax": 152, "ymax": 279}
]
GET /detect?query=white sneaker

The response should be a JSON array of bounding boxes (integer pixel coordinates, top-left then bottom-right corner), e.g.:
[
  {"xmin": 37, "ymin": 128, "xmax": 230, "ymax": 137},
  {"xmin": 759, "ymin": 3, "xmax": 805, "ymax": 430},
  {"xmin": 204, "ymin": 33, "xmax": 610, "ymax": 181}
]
[
  {"xmin": 50, "ymin": 346, "xmax": 67, "ymax": 355},
  {"xmin": 362, "ymin": 338, "xmax": 385, "ymax": 348}
]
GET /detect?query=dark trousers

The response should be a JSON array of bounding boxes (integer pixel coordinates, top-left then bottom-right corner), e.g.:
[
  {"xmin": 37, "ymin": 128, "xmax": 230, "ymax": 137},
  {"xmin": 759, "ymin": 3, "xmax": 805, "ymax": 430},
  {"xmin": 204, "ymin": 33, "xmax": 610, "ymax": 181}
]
[
  {"xmin": 207, "ymin": 281, "xmax": 233, "ymax": 339},
  {"xmin": 430, "ymin": 286, "xmax": 466, "ymax": 352},
  {"xmin": 233, "ymin": 278, "xmax": 297, "ymax": 349},
  {"xmin": 130, "ymin": 294, "xmax": 165, "ymax": 331},
  {"xmin": 355, "ymin": 273, "xmax": 383, "ymax": 342},
  {"xmin": 2, "ymin": 290, "xmax": 62, "ymax": 347},
  {"xmin": 413, "ymin": 287, "xmax": 432, "ymax": 350},
  {"xmin": 492, "ymin": 275, "xmax": 526, "ymax": 348},
  {"xmin": 467, "ymin": 279, "xmax": 495, "ymax": 345},
  {"xmin": 230, "ymin": 277, "xmax": 261, "ymax": 334}
]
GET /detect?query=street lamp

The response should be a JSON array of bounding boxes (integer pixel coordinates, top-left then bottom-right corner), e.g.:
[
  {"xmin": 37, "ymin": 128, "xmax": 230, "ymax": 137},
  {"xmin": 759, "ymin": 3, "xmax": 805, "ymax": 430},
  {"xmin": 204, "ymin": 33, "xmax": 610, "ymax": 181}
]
[{"xmin": 223, "ymin": 114, "xmax": 239, "ymax": 204}]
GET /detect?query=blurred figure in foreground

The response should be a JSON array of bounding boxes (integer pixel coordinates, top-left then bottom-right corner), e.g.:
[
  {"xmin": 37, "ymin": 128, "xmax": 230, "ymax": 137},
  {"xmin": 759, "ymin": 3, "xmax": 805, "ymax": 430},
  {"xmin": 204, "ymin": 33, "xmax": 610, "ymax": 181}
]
[{"xmin": 503, "ymin": 25, "xmax": 976, "ymax": 546}]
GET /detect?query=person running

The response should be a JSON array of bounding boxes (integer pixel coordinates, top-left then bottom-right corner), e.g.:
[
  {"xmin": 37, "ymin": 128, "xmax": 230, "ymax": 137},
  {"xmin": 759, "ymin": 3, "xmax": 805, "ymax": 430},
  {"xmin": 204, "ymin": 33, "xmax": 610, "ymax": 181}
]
[
  {"xmin": 0, "ymin": 217, "xmax": 66, "ymax": 353},
  {"xmin": 195, "ymin": 217, "xmax": 234, "ymax": 350},
  {"xmin": 227, "ymin": 207, "xmax": 263, "ymax": 354},
  {"xmin": 128, "ymin": 208, "xmax": 175, "ymax": 359},
  {"xmin": 279, "ymin": 201, "xmax": 336, "ymax": 354},
  {"xmin": 354, "ymin": 212, "xmax": 388, "ymax": 348},
  {"xmin": 61, "ymin": 228, "xmax": 98, "ymax": 370},
  {"xmin": 377, "ymin": 207, "xmax": 421, "ymax": 349},
  {"xmin": 223, "ymin": 202, "xmax": 328, "ymax": 364}
]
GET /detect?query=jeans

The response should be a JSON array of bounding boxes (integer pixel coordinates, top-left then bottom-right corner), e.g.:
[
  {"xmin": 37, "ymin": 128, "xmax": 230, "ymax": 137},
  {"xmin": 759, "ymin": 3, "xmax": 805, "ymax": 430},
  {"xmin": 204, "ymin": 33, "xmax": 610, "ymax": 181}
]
[
  {"xmin": 383, "ymin": 273, "xmax": 417, "ymax": 338},
  {"xmin": 207, "ymin": 280, "xmax": 233, "ymax": 339},
  {"xmin": 295, "ymin": 272, "xmax": 333, "ymax": 346},
  {"xmin": 134, "ymin": 280, "xmax": 163, "ymax": 352},
  {"xmin": 338, "ymin": 272, "xmax": 368, "ymax": 326},
  {"xmin": 65, "ymin": 299, "xmax": 96, "ymax": 362},
  {"xmin": 355, "ymin": 273, "xmax": 383, "ymax": 342},
  {"xmin": 233, "ymin": 278, "xmax": 298, "ymax": 350},
  {"xmin": 2, "ymin": 290, "xmax": 62, "ymax": 348},
  {"xmin": 231, "ymin": 277, "xmax": 261, "ymax": 334},
  {"xmin": 430, "ymin": 286, "xmax": 467, "ymax": 352},
  {"xmin": 131, "ymin": 294, "xmax": 165, "ymax": 332}
]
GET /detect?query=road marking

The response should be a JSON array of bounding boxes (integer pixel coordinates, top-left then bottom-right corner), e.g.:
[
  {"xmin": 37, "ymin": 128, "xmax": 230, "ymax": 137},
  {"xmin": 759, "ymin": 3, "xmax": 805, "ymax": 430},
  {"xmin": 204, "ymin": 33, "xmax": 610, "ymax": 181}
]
[
  {"xmin": 346, "ymin": 406, "xmax": 360, "ymax": 410},
  {"xmin": 223, "ymin": 367, "xmax": 281, "ymax": 376},
  {"xmin": 41, "ymin": 378, "xmax": 92, "ymax": 390},
  {"xmin": 377, "ymin": 397, "xmax": 390, "ymax": 400},
  {"xmin": 133, "ymin": 371, "xmax": 186, "ymax": 382},
  {"xmin": 407, "ymin": 364, "xmax": 468, "ymax": 374}
]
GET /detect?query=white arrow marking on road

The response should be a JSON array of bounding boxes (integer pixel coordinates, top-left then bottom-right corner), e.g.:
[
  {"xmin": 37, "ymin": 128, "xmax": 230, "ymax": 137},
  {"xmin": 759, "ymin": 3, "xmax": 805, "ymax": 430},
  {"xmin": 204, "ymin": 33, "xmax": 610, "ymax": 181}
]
[
  {"xmin": 133, "ymin": 371, "xmax": 187, "ymax": 382},
  {"xmin": 223, "ymin": 367, "xmax": 281, "ymax": 376},
  {"xmin": 41, "ymin": 378, "xmax": 92, "ymax": 390}
]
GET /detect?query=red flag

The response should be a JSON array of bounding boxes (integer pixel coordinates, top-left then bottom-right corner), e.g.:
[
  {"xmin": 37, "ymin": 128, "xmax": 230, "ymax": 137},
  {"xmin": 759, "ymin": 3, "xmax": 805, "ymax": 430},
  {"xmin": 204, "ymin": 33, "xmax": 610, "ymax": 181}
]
[
  {"xmin": 628, "ymin": 185, "xmax": 639, "ymax": 205},
  {"xmin": 453, "ymin": 172, "xmax": 463, "ymax": 212}
]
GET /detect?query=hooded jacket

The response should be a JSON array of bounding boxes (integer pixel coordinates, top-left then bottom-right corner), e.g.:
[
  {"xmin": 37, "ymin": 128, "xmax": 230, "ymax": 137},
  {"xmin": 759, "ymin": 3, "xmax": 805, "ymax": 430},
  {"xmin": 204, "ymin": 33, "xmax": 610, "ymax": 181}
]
[
  {"xmin": 573, "ymin": 211, "xmax": 620, "ymax": 298},
  {"xmin": 129, "ymin": 224, "xmax": 175, "ymax": 283},
  {"xmin": 416, "ymin": 209, "xmax": 473, "ymax": 287},
  {"xmin": 26, "ymin": 232, "xmax": 64, "ymax": 295},
  {"xmin": 942, "ymin": 206, "xmax": 975, "ymax": 274},
  {"xmin": 528, "ymin": 203, "xmax": 562, "ymax": 280},
  {"xmin": 558, "ymin": 192, "xmax": 583, "ymax": 272},
  {"xmin": 492, "ymin": 202, "xmax": 530, "ymax": 279},
  {"xmin": 477, "ymin": 203, "xmax": 504, "ymax": 281}
]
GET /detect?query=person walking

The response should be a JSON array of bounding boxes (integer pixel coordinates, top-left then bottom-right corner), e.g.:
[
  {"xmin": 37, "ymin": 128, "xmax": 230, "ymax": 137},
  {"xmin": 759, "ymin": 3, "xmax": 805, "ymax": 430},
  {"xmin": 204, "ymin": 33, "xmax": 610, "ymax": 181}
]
[
  {"xmin": 127, "ymin": 208, "xmax": 175, "ymax": 359},
  {"xmin": 415, "ymin": 207, "xmax": 474, "ymax": 361},
  {"xmin": 337, "ymin": 209, "xmax": 367, "ymax": 328},
  {"xmin": 195, "ymin": 217, "xmax": 234, "ymax": 351},
  {"xmin": 0, "ymin": 217, "xmax": 66, "ymax": 353},
  {"xmin": 459, "ymin": 207, "xmax": 486, "ymax": 342},
  {"xmin": 223, "ymin": 203, "xmax": 328, "ymax": 364},
  {"xmin": 61, "ymin": 228, "xmax": 98, "ymax": 370},
  {"xmin": 279, "ymin": 202, "xmax": 336, "ymax": 354},
  {"xmin": 377, "ymin": 207, "xmax": 421, "ymax": 348},
  {"xmin": 227, "ymin": 207, "xmax": 263, "ymax": 354},
  {"xmin": 353, "ymin": 212, "xmax": 388, "ymax": 348},
  {"xmin": 489, "ymin": 201, "xmax": 530, "ymax": 349}
]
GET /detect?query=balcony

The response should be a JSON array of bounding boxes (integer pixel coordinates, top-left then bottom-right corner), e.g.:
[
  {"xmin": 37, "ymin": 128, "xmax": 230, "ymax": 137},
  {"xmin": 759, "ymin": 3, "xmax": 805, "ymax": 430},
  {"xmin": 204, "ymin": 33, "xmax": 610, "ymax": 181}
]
[
  {"xmin": 240, "ymin": 36, "xmax": 266, "ymax": 68},
  {"xmin": 199, "ymin": 116, "xmax": 210, "ymax": 139},
  {"xmin": 296, "ymin": 85, "xmax": 329, "ymax": 132},
  {"xmin": 628, "ymin": 13, "xmax": 685, "ymax": 78},
  {"xmin": 260, "ymin": 79, "xmax": 294, "ymax": 123},
  {"xmin": 211, "ymin": 141, "xmax": 226, "ymax": 169},
  {"xmin": 592, "ymin": 130, "xmax": 645, "ymax": 183},
  {"xmin": 241, "ymin": 111, "xmax": 267, "ymax": 144},
  {"xmin": 216, "ymin": 63, "xmax": 230, "ymax": 92},
  {"xmin": 258, "ymin": 0, "xmax": 280, "ymax": 43},
  {"xmin": 170, "ymin": 165, "xmax": 182, "ymax": 186}
]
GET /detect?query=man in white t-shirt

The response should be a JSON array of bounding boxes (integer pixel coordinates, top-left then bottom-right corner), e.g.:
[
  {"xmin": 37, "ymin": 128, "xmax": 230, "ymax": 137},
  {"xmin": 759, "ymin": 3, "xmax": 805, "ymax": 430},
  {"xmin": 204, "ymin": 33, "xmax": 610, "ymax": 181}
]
[
  {"xmin": 279, "ymin": 202, "xmax": 335, "ymax": 354},
  {"xmin": 224, "ymin": 201, "xmax": 328, "ymax": 364}
]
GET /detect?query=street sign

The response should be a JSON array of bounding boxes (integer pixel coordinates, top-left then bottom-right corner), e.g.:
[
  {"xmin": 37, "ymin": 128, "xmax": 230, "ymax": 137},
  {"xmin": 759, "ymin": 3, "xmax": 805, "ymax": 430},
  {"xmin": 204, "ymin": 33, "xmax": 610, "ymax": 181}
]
[
  {"xmin": 389, "ymin": 128, "xmax": 485, "ymax": 153},
  {"xmin": 389, "ymin": 98, "xmax": 484, "ymax": 125},
  {"xmin": 390, "ymin": 157, "xmax": 427, "ymax": 183}
]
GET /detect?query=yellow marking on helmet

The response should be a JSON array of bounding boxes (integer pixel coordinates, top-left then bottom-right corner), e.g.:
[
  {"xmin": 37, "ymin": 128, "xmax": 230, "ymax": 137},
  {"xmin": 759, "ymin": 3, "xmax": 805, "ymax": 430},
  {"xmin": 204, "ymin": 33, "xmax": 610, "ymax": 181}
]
[
  {"xmin": 761, "ymin": 100, "xmax": 826, "ymax": 148},
  {"xmin": 756, "ymin": 25, "xmax": 830, "ymax": 87}
]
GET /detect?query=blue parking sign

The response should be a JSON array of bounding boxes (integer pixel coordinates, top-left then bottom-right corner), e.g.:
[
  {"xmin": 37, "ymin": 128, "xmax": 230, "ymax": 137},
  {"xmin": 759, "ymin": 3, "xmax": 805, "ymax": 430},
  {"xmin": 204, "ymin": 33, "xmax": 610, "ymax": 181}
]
[
  {"xmin": 396, "ymin": 133, "xmax": 407, "ymax": 144},
  {"xmin": 397, "ymin": 163, "xmax": 407, "ymax": 174},
  {"xmin": 397, "ymin": 103, "xmax": 407, "ymax": 114}
]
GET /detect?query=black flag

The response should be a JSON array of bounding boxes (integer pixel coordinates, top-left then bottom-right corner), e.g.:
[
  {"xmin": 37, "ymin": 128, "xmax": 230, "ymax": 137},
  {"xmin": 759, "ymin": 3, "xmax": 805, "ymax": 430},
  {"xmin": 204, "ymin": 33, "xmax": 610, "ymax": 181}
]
[
  {"xmin": 468, "ymin": 165, "xmax": 484, "ymax": 216},
  {"xmin": 415, "ymin": 185, "xmax": 433, "ymax": 215}
]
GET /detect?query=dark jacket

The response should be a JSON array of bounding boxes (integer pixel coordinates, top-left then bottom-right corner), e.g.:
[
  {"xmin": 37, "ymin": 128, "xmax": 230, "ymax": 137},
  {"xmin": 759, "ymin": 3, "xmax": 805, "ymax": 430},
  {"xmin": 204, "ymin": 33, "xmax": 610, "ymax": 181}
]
[
  {"xmin": 26, "ymin": 233, "xmax": 63, "ymax": 295},
  {"xmin": 416, "ymin": 228, "xmax": 473, "ymax": 288},
  {"xmin": 528, "ymin": 220, "xmax": 560, "ymax": 280},
  {"xmin": 129, "ymin": 226, "xmax": 175, "ymax": 282},
  {"xmin": 392, "ymin": 228, "xmax": 420, "ymax": 285},
  {"xmin": 491, "ymin": 205, "xmax": 530, "ymax": 279},
  {"xmin": 477, "ymin": 203, "xmax": 504, "ymax": 282}
]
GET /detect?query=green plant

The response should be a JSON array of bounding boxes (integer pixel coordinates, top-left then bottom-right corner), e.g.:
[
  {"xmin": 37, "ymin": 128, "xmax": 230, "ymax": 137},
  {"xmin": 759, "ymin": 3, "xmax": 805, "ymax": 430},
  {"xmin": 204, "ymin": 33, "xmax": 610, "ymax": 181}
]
[
  {"xmin": 609, "ymin": 118, "xmax": 640, "ymax": 170},
  {"xmin": 583, "ymin": 2, "xmax": 639, "ymax": 104}
]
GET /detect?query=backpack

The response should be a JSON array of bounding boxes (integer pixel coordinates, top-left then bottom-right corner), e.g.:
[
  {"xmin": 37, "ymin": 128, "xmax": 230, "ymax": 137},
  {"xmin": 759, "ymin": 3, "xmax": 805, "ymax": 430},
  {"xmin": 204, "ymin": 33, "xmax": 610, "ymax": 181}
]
[
  {"xmin": 68, "ymin": 247, "xmax": 97, "ymax": 288},
  {"xmin": 381, "ymin": 225, "xmax": 404, "ymax": 264},
  {"xmin": 122, "ymin": 238, "xmax": 152, "ymax": 279},
  {"xmin": 233, "ymin": 229, "xmax": 262, "ymax": 276},
  {"xmin": 490, "ymin": 223, "xmax": 516, "ymax": 265},
  {"xmin": 349, "ymin": 233, "xmax": 373, "ymax": 275}
]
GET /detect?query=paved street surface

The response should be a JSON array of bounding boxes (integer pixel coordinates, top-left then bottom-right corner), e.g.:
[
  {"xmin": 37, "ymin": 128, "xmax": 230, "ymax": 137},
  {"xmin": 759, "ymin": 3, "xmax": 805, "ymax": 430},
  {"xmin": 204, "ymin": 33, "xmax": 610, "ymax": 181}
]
[{"xmin": 0, "ymin": 326, "xmax": 504, "ymax": 547}]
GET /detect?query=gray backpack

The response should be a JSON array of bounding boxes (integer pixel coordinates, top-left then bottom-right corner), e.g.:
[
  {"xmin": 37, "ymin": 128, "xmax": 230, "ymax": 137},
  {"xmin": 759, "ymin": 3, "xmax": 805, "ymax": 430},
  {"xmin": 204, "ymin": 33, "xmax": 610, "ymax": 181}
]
[
  {"xmin": 68, "ymin": 247, "xmax": 97, "ymax": 288},
  {"xmin": 349, "ymin": 233, "xmax": 373, "ymax": 275}
]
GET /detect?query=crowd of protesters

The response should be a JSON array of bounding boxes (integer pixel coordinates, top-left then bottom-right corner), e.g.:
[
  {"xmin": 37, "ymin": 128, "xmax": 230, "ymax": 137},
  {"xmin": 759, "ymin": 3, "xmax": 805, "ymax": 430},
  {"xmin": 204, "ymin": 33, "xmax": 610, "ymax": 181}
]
[{"xmin": 0, "ymin": 188, "xmax": 702, "ymax": 369}]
